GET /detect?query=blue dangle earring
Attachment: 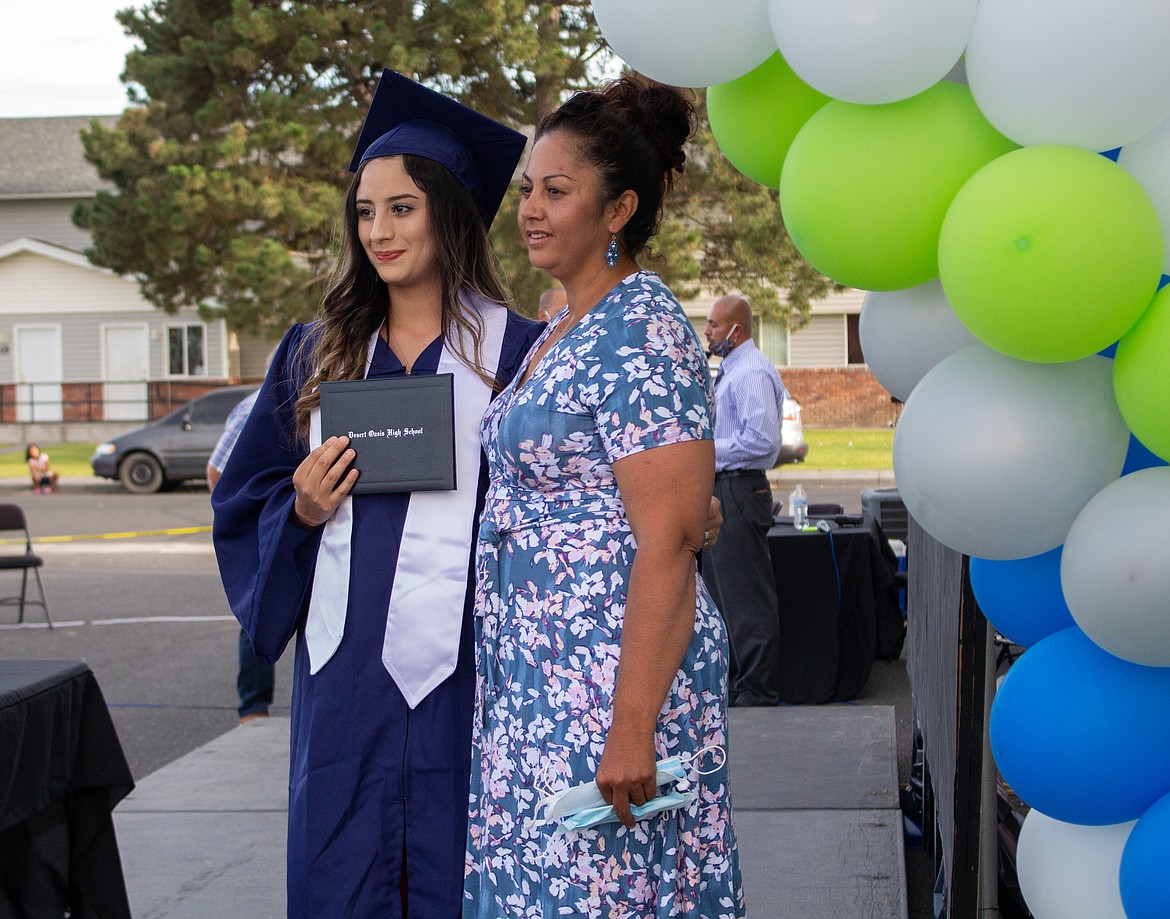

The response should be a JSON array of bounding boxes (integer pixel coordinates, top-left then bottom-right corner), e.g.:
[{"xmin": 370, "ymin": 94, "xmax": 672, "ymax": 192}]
[{"xmin": 605, "ymin": 233, "xmax": 620, "ymax": 268}]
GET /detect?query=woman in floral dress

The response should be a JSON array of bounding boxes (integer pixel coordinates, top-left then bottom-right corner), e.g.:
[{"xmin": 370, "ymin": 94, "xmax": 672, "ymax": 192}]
[{"xmin": 464, "ymin": 75, "xmax": 745, "ymax": 918}]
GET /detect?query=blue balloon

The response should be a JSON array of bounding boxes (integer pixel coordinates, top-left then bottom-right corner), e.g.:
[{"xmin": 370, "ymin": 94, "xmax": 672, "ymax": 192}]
[
  {"xmin": 1121, "ymin": 791, "xmax": 1170, "ymax": 918},
  {"xmin": 1122, "ymin": 433, "xmax": 1169, "ymax": 475},
  {"xmin": 970, "ymin": 547, "xmax": 1075, "ymax": 647},
  {"xmin": 990, "ymin": 627, "xmax": 1170, "ymax": 825}
]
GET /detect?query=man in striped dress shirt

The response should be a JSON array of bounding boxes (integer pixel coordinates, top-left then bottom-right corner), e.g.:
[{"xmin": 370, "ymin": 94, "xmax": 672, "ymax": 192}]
[{"xmin": 702, "ymin": 294, "xmax": 787, "ymax": 706}]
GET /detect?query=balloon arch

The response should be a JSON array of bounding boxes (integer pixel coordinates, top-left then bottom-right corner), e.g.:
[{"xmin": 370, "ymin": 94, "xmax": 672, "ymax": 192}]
[{"xmin": 589, "ymin": 1, "xmax": 1170, "ymax": 916}]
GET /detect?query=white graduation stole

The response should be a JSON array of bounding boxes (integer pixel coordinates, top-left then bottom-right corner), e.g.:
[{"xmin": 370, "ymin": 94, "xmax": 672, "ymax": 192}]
[{"xmin": 304, "ymin": 297, "xmax": 508, "ymax": 708}]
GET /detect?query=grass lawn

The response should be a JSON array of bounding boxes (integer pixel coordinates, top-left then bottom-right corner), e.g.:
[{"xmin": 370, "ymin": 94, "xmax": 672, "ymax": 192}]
[
  {"xmin": 0, "ymin": 429, "xmax": 896, "ymax": 480},
  {"xmin": 0, "ymin": 442, "xmax": 102, "ymax": 479},
  {"xmin": 798, "ymin": 428, "xmax": 894, "ymax": 471}
]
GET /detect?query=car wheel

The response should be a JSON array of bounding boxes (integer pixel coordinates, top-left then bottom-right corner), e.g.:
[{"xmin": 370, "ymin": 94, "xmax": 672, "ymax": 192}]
[{"xmin": 119, "ymin": 453, "xmax": 166, "ymax": 494}]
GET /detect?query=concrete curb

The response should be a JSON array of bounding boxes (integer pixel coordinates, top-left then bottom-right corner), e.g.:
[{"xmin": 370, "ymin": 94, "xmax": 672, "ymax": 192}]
[
  {"xmin": 0, "ymin": 476, "xmax": 192, "ymax": 493},
  {"xmin": 770, "ymin": 469, "xmax": 897, "ymax": 483}
]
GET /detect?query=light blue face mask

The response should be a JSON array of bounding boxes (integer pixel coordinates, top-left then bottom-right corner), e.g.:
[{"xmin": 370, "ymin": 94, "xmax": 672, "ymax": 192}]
[
  {"xmin": 526, "ymin": 746, "xmax": 726, "ymax": 840},
  {"xmin": 708, "ymin": 323, "xmax": 740, "ymax": 359}
]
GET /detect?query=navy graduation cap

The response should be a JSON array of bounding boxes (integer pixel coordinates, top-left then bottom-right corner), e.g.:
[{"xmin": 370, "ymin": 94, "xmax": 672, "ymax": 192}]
[{"xmin": 349, "ymin": 69, "xmax": 527, "ymax": 228}]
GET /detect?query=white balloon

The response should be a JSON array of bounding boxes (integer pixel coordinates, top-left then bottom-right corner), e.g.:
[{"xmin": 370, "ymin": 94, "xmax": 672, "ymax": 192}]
[
  {"xmin": 966, "ymin": 0, "xmax": 1170, "ymax": 150},
  {"xmin": 859, "ymin": 280, "xmax": 979, "ymax": 403},
  {"xmin": 892, "ymin": 346, "xmax": 1129, "ymax": 560},
  {"xmin": 1062, "ymin": 468, "xmax": 1170, "ymax": 666},
  {"xmin": 1118, "ymin": 116, "xmax": 1170, "ymax": 275},
  {"xmin": 768, "ymin": 0, "xmax": 978, "ymax": 104},
  {"xmin": 592, "ymin": 0, "xmax": 776, "ymax": 89},
  {"xmin": 1016, "ymin": 809, "xmax": 1134, "ymax": 919}
]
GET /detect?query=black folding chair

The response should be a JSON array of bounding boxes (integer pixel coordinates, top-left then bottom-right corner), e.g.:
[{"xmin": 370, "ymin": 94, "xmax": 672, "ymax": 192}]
[{"xmin": 0, "ymin": 504, "xmax": 51, "ymax": 626}]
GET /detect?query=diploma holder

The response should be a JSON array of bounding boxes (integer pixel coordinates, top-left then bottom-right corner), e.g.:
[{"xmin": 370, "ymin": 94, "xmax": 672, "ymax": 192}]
[{"xmin": 319, "ymin": 374, "xmax": 456, "ymax": 494}]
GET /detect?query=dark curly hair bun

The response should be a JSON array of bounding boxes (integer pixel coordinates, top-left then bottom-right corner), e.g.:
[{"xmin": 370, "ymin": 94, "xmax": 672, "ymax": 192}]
[
  {"xmin": 601, "ymin": 76, "xmax": 693, "ymax": 185},
  {"xmin": 537, "ymin": 73, "xmax": 697, "ymax": 258}
]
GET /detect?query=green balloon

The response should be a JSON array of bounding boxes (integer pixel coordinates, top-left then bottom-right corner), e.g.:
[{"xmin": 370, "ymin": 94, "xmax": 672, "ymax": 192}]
[
  {"xmin": 708, "ymin": 52, "xmax": 830, "ymax": 190},
  {"xmin": 779, "ymin": 81, "xmax": 1016, "ymax": 291},
  {"xmin": 1115, "ymin": 284, "xmax": 1170, "ymax": 461},
  {"xmin": 939, "ymin": 146, "xmax": 1164, "ymax": 363}
]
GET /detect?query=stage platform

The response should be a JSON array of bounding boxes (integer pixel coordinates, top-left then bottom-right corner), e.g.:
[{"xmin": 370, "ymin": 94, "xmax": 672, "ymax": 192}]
[
  {"xmin": 115, "ymin": 705, "xmax": 907, "ymax": 917},
  {"xmin": 729, "ymin": 705, "xmax": 907, "ymax": 917}
]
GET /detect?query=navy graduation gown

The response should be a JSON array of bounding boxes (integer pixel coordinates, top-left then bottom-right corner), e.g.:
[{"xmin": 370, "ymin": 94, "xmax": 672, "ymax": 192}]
[{"xmin": 213, "ymin": 312, "xmax": 542, "ymax": 919}]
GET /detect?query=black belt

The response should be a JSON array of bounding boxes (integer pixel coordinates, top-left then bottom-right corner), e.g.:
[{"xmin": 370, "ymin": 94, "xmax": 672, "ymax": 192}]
[{"xmin": 715, "ymin": 468, "xmax": 769, "ymax": 481}]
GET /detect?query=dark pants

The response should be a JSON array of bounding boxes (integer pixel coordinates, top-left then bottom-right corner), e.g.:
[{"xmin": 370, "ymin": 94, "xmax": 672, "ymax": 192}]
[
  {"xmin": 703, "ymin": 471, "xmax": 779, "ymax": 706},
  {"xmin": 237, "ymin": 629, "xmax": 275, "ymax": 718}
]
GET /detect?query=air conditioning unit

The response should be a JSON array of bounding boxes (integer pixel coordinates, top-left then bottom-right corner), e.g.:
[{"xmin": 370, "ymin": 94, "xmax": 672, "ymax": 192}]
[{"xmin": 861, "ymin": 487, "xmax": 908, "ymax": 543}]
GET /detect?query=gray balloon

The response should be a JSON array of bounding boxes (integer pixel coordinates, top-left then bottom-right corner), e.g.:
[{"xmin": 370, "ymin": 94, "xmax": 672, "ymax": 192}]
[
  {"xmin": 1062, "ymin": 467, "xmax": 1170, "ymax": 666},
  {"xmin": 893, "ymin": 344, "xmax": 1129, "ymax": 559},
  {"xmin": 860, "ymin": 279, "xmax": 979, "ymax": 402}
]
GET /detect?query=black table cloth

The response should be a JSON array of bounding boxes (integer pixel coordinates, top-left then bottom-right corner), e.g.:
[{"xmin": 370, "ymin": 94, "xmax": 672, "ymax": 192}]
[
  {"xmin": 767, "ymin": 520, "xmax": 903, "ymax": 704},
  {"xmin": 0, "ymin": 660, "xmax": 134, "ymax": 919}
]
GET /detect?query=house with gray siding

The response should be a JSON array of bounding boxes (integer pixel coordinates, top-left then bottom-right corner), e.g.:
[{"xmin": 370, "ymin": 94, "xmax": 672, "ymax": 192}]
[
  {"xmin": 1, "ymin": 115, "xmax": 892, "ymax": 441},
  {"xmin": 0, "ymin": 115, "xmax": 270, "ymax": 441},
  {"xmin": 682, "ymin": 287, "xmax": 897, "ymax": 428}
]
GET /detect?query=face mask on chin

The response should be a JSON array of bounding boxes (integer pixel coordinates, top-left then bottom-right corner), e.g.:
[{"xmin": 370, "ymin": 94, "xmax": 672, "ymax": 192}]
[{"xmin": 708, "ymin": 323, "xmax": 740, "ymax": 358}]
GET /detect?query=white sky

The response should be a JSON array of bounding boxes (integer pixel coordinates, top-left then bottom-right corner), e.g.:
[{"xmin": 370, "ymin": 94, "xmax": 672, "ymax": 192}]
[{"xmin": 0, "ymin": 0, "xmax": 138, "ymax": 117}]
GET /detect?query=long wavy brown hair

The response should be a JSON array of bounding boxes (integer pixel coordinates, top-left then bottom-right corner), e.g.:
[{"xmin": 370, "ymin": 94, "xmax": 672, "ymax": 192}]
[{"xmin": 293, "ymin": 154, "xmax": 513, "ymax": 440}]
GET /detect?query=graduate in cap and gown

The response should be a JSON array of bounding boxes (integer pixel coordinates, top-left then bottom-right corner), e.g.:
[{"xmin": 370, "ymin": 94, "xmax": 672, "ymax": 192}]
[{"xmin": 212, "ymin": 70, "xmax": 541, "ymax": 919}]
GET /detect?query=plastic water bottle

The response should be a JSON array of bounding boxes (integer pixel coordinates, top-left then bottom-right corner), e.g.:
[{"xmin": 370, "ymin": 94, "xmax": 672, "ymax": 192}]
[{"xmin": 790, "ymin": 484, "xmax": 808, "ymax": 530}]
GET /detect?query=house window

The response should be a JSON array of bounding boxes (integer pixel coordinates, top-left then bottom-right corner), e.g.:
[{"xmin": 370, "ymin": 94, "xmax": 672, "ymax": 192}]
[
  {"xmin": 757, "ymin": 318, "xmax": 789, "ymax": 366},
  {"xmin": 846, "ymin": 314, "xmax": 865, "ymax": 365},
  {"xmin": 167, "ymin": 324, "xmax": 206, "ymax": 377}
]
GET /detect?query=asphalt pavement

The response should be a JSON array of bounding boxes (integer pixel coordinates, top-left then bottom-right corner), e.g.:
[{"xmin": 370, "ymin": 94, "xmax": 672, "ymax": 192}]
[
  {"xmin": 0, "ymin": 469, "xmax": 896, "ymax": 779},
  {"xmin": 0, "ymin": 469, "xmax": 930, "ymax": 917},
  {"xmin": 0, "ymin": 477, "xmax": 294, "ymax": 778}
]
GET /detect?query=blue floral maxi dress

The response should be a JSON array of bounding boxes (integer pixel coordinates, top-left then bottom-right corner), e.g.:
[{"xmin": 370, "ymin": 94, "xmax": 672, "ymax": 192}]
[{"xmin": 465, "ymin": 273, "xmax": 746, "ymax": 917}]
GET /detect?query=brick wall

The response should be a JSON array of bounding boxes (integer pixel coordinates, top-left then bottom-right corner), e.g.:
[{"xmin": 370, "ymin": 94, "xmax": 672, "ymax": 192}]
[
  {"xmin": 0, "ymin": 380, "xmax": 253, "ymax": 424},
  {"xmin": 780, "ymin": 366, "xmax": 903, "ymax": 429},
  {"xmin": 62, "ymin": 383, "xmax": 103, "ymax": 421},
  {"xmin": 147, "ymin": 380, "xmax": 233, "ymax": 416},
  {"xmin": 0, "ymin": 382, "xmax": 110, "ymax": 422},
  {"xmin": 3, "ymin": 371, "xmax": 894, "ymax": 427}
]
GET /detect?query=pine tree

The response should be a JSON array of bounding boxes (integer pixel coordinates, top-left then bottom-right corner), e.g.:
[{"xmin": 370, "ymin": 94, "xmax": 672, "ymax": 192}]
[
  {"xmin": 671, "ymin": 99, "xmax": 844, "ymax": 326},
  {"xmin": 75, "ymin": 1, "xmax": 833, "ymax": 333}
]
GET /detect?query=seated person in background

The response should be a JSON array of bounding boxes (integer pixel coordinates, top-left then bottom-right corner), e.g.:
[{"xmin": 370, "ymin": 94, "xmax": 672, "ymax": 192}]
[{"xmin": 26, "ymin": 444, "xmax": 59, "ymax": 494}]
